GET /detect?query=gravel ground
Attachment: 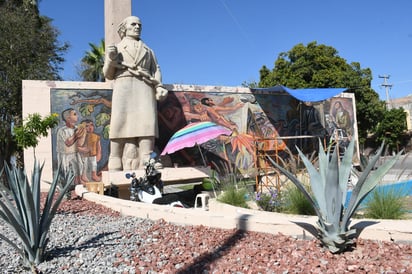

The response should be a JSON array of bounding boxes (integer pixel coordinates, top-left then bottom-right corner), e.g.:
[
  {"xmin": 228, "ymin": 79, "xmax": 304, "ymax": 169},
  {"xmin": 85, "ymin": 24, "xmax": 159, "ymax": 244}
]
[{"xmin": 1, "ymin": 191, "xmax": 412, "ymax": 273}]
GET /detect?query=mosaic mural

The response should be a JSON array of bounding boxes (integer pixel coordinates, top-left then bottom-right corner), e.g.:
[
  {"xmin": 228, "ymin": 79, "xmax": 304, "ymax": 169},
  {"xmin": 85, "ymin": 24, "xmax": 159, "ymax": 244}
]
[
  {"xmin": 51, "ymin": 89, "xmax": 112, "ymax": 183},
  {"xmin": 50, "ymin": 86, "xmax": 357, "ymax": 180}
]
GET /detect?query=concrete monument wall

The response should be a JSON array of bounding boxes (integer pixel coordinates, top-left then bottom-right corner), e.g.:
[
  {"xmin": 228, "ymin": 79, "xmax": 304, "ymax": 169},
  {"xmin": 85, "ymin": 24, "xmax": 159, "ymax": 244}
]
[{"xmin": 22, "ymin": 80, "xmax": 358, "ymax": 189}]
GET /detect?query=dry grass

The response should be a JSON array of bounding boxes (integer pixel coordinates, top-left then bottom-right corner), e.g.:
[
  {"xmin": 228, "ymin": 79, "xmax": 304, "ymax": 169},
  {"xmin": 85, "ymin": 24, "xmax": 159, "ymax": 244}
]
[{"xmin": 404, "ymin": 196, "xmax": 412, "ymax": 219}]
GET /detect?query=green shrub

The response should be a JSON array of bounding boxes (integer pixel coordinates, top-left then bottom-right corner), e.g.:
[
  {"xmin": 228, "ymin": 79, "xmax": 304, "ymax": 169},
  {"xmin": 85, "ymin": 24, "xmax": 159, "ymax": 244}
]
[
  {"xmin": 255, "ymin": 188, "xmax": 283, "ymax": 212},
  {"xmin": 364, "ymin": 188, "xmax": 407, "ymax": 219},
  {"xmin": 283, "ymin": 185, "xmax": 316, "ymax": 215},
  {"xmin": 217, "ymin": 185, "xmax": 249, "ymax": 208},
  {"xmin": 255, "ymin": 185, "xmax": 315, "ymax": 215}
]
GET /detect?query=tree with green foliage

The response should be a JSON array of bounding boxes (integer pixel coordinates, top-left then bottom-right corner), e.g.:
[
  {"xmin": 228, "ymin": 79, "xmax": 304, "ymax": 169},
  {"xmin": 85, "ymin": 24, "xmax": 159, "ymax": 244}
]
[
  {"xmin": 375, "ymin": 107, "xmax": 407, "ymax": 153},
  {"xmin": 78, "ymin": 39, "xmax": 105, "ymax": 82},
  {"xmin": 13, "ymin": 113, "xmax": 59, "ymax": 155},
  {"xmin": 0, "ymin": 1, "xmax": 68, "ymax": 168},
  {"xmin": 258, "ymin": 41, "xmax": 386, "ymax": 147}
]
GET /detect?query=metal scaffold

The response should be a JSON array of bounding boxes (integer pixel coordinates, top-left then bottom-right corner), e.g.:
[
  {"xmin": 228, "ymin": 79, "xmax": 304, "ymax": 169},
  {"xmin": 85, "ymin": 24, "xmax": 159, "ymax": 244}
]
[
  {"xmin": 254, "ymin": 137, "xmax": 282, "ymax": 194},
  {"xmin": 254, "ymin": 135, "xmax": 328, "ymax": 194}
]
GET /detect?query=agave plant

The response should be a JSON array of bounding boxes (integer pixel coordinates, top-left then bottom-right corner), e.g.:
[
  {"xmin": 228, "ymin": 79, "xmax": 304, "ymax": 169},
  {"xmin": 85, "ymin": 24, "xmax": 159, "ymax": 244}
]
[
  {"xmin": 266, "ymin": 139, "xmax": 400, "ymax": 253},
  {"xmin": 0, "ymin": 161, "xmax": 74, "ymax": 271}
]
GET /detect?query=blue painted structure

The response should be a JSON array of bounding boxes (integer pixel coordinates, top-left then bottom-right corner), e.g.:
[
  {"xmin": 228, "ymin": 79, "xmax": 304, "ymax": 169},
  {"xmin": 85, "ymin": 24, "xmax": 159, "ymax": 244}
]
[{"xmin": 345, "ymin": 180, "xmax": 412, "ymax": 209}]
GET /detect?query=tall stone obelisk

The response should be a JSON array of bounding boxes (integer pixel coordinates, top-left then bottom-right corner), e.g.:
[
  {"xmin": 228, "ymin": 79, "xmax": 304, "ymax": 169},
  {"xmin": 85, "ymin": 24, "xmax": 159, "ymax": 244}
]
[{"xmin": 104, "ymin": 0, "xmax": 132, "ymax": 47}]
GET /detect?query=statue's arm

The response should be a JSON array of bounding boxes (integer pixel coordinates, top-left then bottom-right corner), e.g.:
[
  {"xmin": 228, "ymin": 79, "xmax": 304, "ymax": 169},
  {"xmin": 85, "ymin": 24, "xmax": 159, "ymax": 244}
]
[
  {"xmin": 103, "ymin": 45, "xmax": 119, "ymax": 80},
  {"xmin": 150, "ymin": 49, "xmax": 168, "ymax": 101},
  {"xmin": 150, "ymin": 49, "xmax": 163, "ymax": 84}
]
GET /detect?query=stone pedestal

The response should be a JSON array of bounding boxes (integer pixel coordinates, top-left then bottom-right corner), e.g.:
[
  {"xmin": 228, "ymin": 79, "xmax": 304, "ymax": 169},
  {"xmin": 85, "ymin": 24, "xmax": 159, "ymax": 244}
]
[{"xmin": 101, "ymin": 167, "xmax": 212, "ymax": 199}]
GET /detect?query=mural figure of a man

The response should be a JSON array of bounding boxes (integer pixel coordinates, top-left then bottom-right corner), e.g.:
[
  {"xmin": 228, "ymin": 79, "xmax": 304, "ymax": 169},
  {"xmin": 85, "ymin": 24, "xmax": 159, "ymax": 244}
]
[{"xmin": 103, "ymin": 15, "xmax": 168, "ymax": 170}]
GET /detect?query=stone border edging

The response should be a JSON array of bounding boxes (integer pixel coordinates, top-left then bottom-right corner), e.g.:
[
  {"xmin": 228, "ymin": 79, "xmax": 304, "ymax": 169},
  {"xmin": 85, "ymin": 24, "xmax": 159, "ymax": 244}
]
[{"xmin": 75, "ymin": 185, "xmax": 412, "ymax": 243}]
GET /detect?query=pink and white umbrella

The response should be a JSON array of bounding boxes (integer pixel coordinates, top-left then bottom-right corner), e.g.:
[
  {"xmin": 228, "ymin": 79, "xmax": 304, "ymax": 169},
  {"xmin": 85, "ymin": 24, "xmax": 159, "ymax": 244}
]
[{"xmin": 160, "ymin": 122, "xmax": 232, "ymax": 162}]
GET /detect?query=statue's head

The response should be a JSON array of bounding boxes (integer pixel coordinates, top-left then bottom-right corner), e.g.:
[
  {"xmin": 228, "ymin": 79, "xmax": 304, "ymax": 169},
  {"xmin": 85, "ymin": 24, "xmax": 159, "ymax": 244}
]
[{"xmin": 117, "ymin": 16, "xmax": 142, "ymax": 39}]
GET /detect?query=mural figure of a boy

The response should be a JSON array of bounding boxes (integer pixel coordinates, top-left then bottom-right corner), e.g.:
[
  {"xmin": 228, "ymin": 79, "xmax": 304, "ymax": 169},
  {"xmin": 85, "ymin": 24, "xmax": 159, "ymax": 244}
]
[{"xmin": 78, "ymin": 119, "xmax": 102, "ymax": 182}]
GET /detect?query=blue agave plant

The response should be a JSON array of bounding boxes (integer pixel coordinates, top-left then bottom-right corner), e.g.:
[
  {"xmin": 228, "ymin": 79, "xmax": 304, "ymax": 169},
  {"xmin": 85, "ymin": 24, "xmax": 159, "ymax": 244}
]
[
  {"xmin": 266, "ymin": 139, "xmax": 400, "ymax": 253},
  {"xmin": 0, "ymin": 161, "xmax": 74, "ymax": 271}
]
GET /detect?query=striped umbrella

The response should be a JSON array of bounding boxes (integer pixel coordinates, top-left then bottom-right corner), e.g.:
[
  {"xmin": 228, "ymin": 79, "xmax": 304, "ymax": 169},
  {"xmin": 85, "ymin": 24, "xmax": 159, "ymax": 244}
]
[{"xmin": 160, "ymin": 121, "xmax": 232, "ymax": 159}]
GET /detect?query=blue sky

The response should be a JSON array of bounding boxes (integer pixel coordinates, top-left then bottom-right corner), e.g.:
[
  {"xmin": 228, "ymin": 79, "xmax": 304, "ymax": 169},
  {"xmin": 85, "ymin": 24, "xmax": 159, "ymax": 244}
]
[{"xmin": 39, "ymin": 0, "xmax": 412, "ymax": 100}]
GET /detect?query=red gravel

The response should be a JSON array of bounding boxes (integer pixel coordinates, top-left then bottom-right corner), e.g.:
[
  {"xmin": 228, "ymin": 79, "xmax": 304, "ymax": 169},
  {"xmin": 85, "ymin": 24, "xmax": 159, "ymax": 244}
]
[{"xmin": 53, "ymin": 192, "xmax": 412, "ymax": 273}]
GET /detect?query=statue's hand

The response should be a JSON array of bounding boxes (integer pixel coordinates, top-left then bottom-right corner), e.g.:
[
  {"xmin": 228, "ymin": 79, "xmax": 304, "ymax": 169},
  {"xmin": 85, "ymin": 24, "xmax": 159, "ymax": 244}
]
[
  {"xmin": 107, "ymin": 45, "xmax": 118, "ymax": 60},
  {"xmin": 155, "ymin": 86, "xmax": 168, "ymax": 101}
]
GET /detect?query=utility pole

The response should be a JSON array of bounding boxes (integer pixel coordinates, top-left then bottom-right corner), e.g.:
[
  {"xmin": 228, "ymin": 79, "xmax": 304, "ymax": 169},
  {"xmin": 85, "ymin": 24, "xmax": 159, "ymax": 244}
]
[{"xmin": 379, "ymin": 74, "xmax": 393, "ymax": 109}]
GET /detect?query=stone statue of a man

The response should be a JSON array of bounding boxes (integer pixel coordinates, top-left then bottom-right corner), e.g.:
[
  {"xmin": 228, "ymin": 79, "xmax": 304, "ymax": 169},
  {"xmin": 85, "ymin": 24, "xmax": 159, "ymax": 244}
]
[{"xmin": 103, "ymin": 15, "xmax": 168, "ymax": 171}]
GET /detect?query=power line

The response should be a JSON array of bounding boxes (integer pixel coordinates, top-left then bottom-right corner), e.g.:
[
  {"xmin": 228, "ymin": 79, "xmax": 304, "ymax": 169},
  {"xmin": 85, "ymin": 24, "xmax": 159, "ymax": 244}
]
[{"xmin": 218, "ymin": 0, "xmax": 254, "ymax": 49}]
